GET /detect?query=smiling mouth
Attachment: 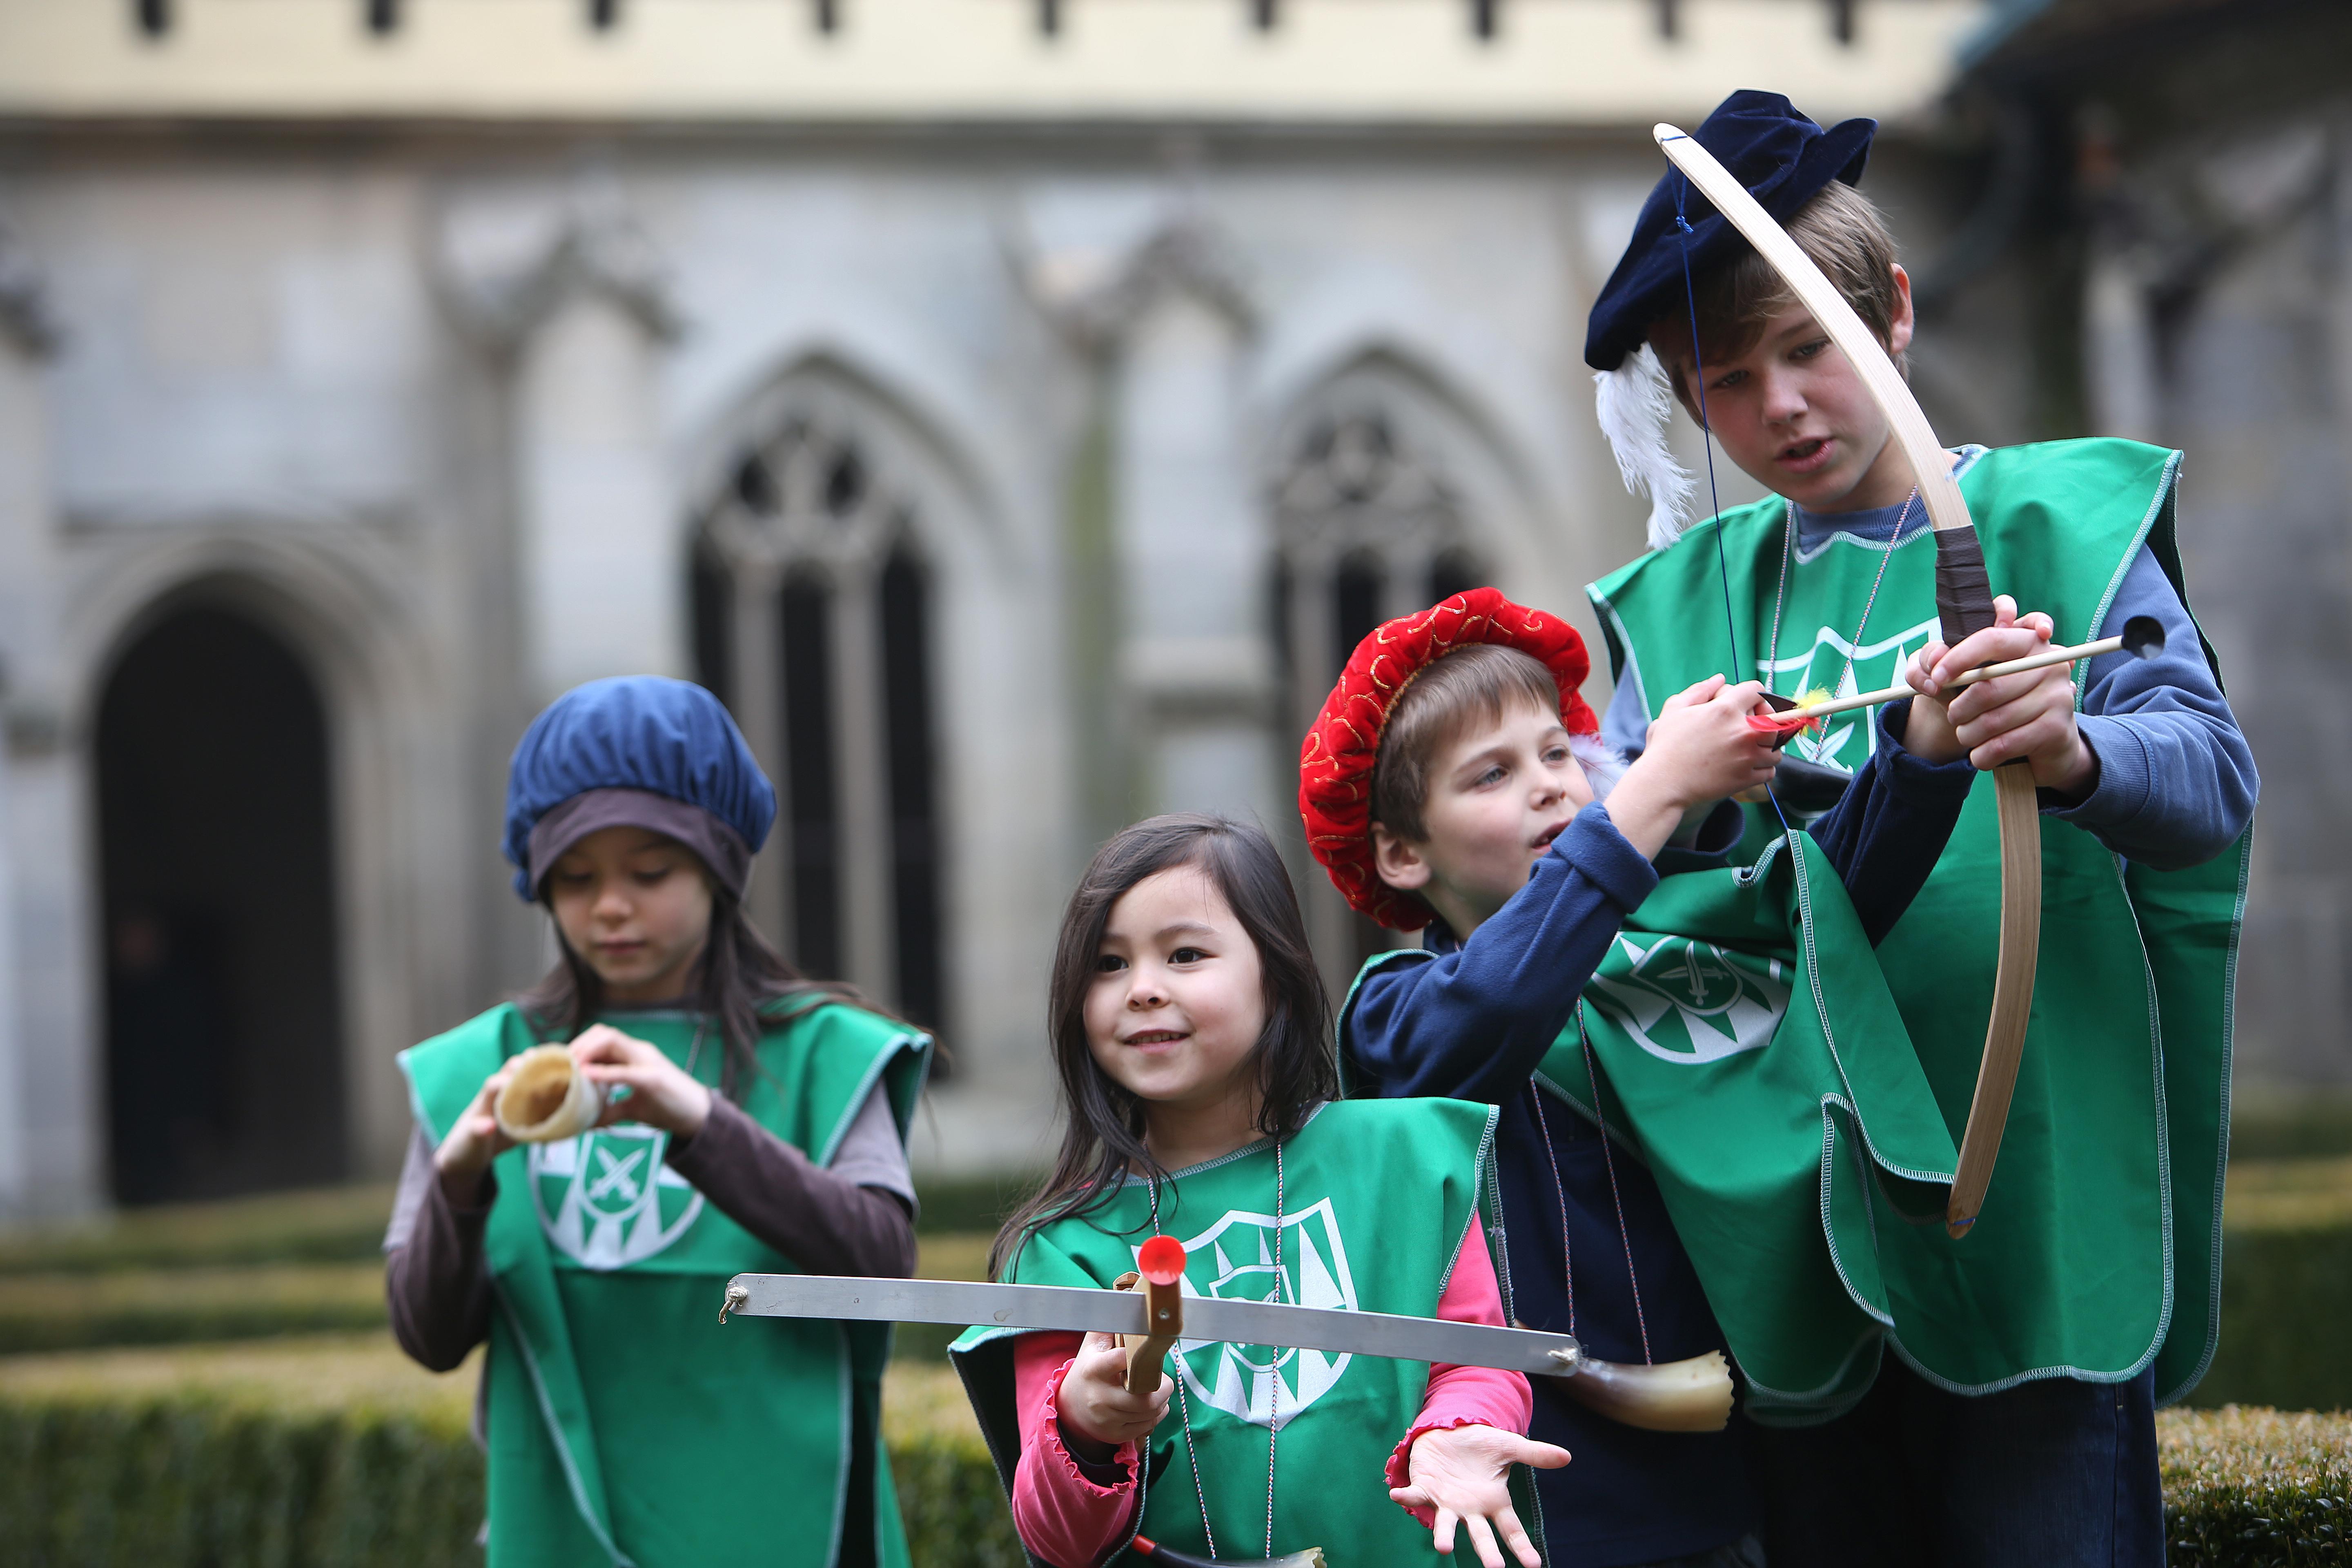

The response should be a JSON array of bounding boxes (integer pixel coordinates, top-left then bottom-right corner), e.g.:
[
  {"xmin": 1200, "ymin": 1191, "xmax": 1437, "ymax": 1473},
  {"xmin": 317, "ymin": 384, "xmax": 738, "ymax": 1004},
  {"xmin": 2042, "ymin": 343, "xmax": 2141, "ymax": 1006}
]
[{"xmin": 1123, "ymin": 1030, "xmax": 1188, "ymax": 1047}]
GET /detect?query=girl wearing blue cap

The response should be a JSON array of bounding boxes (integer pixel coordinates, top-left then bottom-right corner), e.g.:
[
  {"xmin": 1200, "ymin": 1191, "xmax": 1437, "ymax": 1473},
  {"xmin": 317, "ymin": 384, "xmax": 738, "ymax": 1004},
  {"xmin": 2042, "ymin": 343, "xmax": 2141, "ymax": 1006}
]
[
  {"xmin": 383, "ymin": 676, "xmax": 932, "ymax": 1568},
  {"xmin": 1581, "ymin": 89, "xmax": 2255, "ymax": 1566}
]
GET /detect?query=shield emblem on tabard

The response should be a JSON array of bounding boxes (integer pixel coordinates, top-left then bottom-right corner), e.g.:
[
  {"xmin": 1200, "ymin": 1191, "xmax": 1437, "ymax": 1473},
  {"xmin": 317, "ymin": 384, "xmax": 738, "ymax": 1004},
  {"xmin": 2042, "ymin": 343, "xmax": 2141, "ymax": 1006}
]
[
  {"xmin": 1587, "ymin": 933, "xmax": 1791, "ymax": 1066},
  {"xmin": 530, "ymin": 1125, "xmax": 704, "ymax": 1270},
  {"xmin": 1155, "ymin": 1197, "xmax": 1357, "ymax": 1432}
]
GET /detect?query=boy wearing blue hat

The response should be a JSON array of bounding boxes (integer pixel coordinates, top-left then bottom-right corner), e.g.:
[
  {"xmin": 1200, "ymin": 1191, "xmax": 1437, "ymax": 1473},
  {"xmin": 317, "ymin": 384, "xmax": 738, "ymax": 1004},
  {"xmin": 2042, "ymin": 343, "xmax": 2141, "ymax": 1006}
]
[
  {"xmin": 1581, "ymin": 90, "xmax": 2257, "ymax": 1566},
  {"xmin": 383, "ymin": 677, "xmax": 932, "ymax": 1568}
]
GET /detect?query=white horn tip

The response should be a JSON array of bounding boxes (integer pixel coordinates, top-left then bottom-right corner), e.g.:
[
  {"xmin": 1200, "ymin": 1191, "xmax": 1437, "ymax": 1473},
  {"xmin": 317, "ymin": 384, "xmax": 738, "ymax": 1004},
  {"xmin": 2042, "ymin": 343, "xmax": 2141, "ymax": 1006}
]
[{"xmin": 1559, "ymin": 1348, "xmax": 1737, "ymax": 1433}]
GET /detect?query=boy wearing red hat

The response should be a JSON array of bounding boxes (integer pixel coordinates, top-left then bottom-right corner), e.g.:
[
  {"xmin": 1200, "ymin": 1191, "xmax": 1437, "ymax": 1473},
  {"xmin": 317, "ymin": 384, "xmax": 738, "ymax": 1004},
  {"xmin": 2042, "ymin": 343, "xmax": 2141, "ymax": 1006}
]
[
  {"xmin": 1579, "ymin": 90, "xmax": 2255, "ymax": 1566},
  {"xmin": 1301, "ymin": 588, "xmax": 2035, "ymax": 1567}
]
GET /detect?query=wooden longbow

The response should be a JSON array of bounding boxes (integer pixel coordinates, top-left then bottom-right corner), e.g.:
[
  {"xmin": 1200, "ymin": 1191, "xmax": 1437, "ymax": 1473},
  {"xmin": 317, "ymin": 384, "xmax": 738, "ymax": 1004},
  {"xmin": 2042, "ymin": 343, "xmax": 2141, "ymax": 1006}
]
[{"xmin": 1654, "ymin": 122, "xmax": 2042, "ymax": 1239}]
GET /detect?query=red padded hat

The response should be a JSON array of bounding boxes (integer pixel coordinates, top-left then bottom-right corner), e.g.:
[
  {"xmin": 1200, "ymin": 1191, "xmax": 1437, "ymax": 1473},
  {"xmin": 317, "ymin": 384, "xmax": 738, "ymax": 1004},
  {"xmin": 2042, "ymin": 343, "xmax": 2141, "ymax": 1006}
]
[{"xmin": 1298, "ymin": 588, "xmax": 1599, "ymax": 931}]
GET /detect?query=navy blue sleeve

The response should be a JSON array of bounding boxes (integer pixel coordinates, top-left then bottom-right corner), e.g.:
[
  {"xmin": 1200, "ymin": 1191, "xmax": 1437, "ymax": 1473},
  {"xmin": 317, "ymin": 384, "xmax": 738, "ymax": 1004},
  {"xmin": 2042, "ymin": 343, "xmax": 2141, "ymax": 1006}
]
[
  {"xmin": 1343, "ymin": 804, "xmax": 1658, "ymax": 1104},
  {"xmin": 1601, "ymin": 661, "xmax": 1651, "ymax": 759},
  {"xmin": 2047, "ymin": 546, "xmax": 2258, "ymax": 869},
  {"xmin": 1803, "ymin": 704, "xmax": 1982, "ymax": 945}
]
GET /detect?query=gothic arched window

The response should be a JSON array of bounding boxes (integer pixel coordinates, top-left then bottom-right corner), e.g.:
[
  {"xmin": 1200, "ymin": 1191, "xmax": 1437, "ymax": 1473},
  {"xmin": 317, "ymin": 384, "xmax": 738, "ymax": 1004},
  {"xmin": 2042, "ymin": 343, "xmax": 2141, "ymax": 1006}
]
[
  {"xmin": 692, "ymin": 417, "xmax": 946, "ymax": 1035},
  {"xmin": 1272, "ymin": 393, "xmax": 1488, "ymax": 978}
]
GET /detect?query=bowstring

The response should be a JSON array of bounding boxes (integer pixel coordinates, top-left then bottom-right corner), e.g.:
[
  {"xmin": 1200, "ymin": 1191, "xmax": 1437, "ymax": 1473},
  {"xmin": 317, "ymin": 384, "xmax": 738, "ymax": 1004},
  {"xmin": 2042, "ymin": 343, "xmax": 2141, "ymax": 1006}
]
[
  {"xmin": 1674, "ymin": 179, "xmax": 1746, "ymax": 689},
  {"xmin": 1676, "ymin": 174, "xmax": 1798, "ymax": 848}
]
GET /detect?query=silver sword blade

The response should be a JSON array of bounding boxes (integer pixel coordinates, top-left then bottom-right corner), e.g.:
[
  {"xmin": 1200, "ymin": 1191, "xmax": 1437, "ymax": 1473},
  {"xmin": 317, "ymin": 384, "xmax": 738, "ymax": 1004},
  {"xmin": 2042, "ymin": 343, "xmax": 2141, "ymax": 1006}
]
[{"xmin": 724, "ymin": 1273, "xmax": 1584, "ymax": 1378}]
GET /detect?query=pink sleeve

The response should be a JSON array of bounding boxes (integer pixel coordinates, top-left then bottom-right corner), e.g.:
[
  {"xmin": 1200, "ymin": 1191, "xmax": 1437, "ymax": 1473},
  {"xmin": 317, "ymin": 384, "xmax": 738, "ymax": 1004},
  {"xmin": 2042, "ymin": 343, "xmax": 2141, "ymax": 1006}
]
[
  {"xmin": 1383, "ymin": 1213, "xmax": 1535, "ymax": 1524},
  {"xmin": 1010, "ymin": 1332, "xmax": 1144, "ymax": 1568}
]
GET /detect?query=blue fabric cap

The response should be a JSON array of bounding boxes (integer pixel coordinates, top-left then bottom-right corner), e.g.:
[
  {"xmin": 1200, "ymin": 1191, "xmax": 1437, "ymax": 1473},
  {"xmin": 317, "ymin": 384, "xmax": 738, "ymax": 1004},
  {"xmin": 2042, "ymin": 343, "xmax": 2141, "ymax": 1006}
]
[
  {"xmin": 1583, "ymin": 89, "xmax": 1876, "ymax": 372},
  {"xmin": 501, "ymin": 676, "xmax": 775, "ymax": 900}
]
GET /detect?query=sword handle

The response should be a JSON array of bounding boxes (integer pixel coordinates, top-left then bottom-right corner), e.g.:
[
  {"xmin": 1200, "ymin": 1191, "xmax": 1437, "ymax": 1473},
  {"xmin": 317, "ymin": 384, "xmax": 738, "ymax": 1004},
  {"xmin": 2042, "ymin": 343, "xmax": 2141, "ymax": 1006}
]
[{"xmin": 1122, "ymin": 1276, "xmax": 1183, "ymax": 1394}]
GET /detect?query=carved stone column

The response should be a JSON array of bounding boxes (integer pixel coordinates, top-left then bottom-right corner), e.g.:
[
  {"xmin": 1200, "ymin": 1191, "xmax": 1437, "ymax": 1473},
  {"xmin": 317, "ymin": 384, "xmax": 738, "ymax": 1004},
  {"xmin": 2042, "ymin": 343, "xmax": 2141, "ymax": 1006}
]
[
  {"xmin": 0, "ymin": 230, "xmax": 89, "ymax": 1215},
  {"xmin": 439, "ymin": 180, "xmax": 686, "ymax": 706},
  {"xmin": 1116, "ymin": 282, "xmax": 1276, "ymax": 825},
  {"xmin": 516, "ymin": 292, "xmax": 683, "ymax": 702}
]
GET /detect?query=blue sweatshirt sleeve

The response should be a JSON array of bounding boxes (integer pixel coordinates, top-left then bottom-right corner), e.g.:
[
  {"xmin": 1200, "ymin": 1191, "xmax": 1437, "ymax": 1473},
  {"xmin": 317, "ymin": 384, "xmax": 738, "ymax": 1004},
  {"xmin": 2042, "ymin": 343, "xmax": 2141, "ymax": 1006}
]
[
  {"xmin": 1608, "ymin": 670, "xmax": 1978, "ymax": 944},
  {"xmin": 1344, "ymin": 804, "xmax": 1657, "ymax": 1103},
  {"xmin": 2045, "ymin": 546, "xmax": 2258, "ymax": 869},
  {"xmin": 1601, "ymin": 662, "xmax": 1651, "ymax": 760}
]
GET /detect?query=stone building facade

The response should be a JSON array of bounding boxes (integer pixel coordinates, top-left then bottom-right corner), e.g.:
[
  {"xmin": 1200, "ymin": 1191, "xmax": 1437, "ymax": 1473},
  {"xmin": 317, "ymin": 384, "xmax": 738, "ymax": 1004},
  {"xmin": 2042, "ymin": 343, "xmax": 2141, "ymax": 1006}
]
[
  {"xmin": 0, "ymin": 0, "xmax": 2225, "ymax": 1216},
  {"xmin": 1950, "ymin": 0, "xmax": 2352, "ymax": 1102}
]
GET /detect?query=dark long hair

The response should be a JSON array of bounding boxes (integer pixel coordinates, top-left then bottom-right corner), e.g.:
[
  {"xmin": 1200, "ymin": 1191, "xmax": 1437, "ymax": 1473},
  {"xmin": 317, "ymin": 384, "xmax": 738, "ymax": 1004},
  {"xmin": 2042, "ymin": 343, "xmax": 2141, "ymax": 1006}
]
[
  {"xmin": 516, "ymin": 882, "xmax": 883, "ymax": 1102},
  {"xmin": 989, "ymin": 814, "xmax": 1339, "ymax": 1278}
]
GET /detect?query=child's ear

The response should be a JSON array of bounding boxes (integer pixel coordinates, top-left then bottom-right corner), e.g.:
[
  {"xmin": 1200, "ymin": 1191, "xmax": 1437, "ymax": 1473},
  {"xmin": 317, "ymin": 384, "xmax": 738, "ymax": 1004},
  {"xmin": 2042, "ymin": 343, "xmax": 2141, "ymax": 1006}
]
[
  {"xmin": 1370, "ymin": 823, "xmax": 1434, "ymax": 893},
  {"xmin": 1884, "ymin": 263, "xmax": 1916, "ymax": 359}
]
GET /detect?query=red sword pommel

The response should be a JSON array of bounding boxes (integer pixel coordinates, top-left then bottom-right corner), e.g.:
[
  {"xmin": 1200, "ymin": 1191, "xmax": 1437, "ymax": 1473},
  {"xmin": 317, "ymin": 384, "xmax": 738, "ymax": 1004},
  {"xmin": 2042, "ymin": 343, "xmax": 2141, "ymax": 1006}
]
[
  {"xmin": 1123, "ymin": 1237, "xmax": 1188, "ymax": 1394},
  {"xmin": 1136, "ymin": 1234, "xmax": 1186, "ymax": 1287}
]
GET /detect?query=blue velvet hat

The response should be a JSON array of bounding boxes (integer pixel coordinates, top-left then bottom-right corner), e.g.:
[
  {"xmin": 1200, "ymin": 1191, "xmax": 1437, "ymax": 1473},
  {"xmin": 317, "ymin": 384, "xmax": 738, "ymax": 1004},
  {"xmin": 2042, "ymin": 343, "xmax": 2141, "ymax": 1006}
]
[
  {"xmin": 501, "ymin": 676, "xmax": 776, "ymax": 901},
  {"xmin": 1584, "ymin": 90, "xmax": 1876, "ymax": 374},
  {"xmin": 1584, "ymin": 91, "xmax": 1875, "ymax": 551}
]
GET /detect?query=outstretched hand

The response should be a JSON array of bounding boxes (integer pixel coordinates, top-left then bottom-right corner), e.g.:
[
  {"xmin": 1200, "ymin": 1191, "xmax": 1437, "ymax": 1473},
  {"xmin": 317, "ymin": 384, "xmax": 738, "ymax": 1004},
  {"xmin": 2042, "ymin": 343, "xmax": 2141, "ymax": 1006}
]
[
  {"xmin": 1392, "ymin": 1423, "xmax": 1570, "ymax": 1568},
  {"xmin": 1903, "ymin": 594, "xmax": 2098, "ymax": 795}
]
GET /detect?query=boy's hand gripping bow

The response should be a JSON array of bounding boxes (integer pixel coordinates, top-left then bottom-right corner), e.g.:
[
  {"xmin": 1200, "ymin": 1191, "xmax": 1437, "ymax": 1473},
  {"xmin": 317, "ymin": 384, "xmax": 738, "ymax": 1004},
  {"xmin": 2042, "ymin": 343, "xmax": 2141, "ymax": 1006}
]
[
  {"xmin": 718, "ymin": 1238, "xmax": 1734, "ymax": 1433},
  {"xmin": 1654, "ymin": 122, "xmax": 2040, "ymax": 1239}
]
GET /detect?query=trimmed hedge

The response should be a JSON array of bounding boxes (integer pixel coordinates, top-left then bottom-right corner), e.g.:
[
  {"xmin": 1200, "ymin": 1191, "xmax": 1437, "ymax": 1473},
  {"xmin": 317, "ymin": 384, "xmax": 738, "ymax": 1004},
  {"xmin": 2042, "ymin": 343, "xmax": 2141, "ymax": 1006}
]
[
  {"xmin": 0, "ymin": 1171, "xmax": 1036, "ymax": 1274},
  {"xmin": 2163, "ymin": 1406, "xmax": 2352, "ymax": 1566},
  {"xmin": 0, "ymin": 1267, "xmax": 388, "ymax": 1356},
  {"xmin": 0, "ymin": 1395, "xmax": 482, "ymax": 1568},
  {"xmin": 0, "ymin": 1236, "xmax": 995, "ymax": 1359},
  {"xmin": 0, "ymin": 1359, "xmax": 1025, "ymax": 1568},
  {"xmin": 0, "ymin": 1381, "xmax": 2343, "ymax": 1566},
  {"xmin": 2195, "ymin": 1160, "xmax": 2352, "ymax": 1414},
  {"xmin": 0, "ymin": 1190, "xmax": 395, "ymax": 1276},
  {"xmin": 2230, "ymin": 1095, "xmax": 2352, "ymax": 1164}
]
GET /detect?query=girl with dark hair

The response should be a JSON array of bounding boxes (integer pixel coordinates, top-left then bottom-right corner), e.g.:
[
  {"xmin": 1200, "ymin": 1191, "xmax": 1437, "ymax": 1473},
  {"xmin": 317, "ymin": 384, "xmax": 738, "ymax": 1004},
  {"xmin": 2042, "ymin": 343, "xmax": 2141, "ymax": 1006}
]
[
  {"xmin": 954, "ymin": 814, "xmax": 1566, "ymax": 1568},
  {"xmin": 383, "ymin": 677, "xmax": 931, "ymax": 1568}
]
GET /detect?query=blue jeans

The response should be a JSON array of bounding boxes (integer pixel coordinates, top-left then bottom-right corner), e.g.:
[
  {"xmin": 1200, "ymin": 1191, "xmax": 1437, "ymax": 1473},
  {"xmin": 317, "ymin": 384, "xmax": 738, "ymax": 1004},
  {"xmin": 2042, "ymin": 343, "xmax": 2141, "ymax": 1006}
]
[{"xmin": 1748, "ymin": 1356, "xmax": 2164, "ymax": 1567}]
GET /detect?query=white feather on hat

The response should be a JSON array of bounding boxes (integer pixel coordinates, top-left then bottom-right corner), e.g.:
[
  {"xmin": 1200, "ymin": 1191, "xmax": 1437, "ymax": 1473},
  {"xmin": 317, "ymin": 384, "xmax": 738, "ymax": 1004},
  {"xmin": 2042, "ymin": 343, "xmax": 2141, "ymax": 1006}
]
[{"xmin": 1593, "ymin": 343, "xmax": 1695, "ymax": 552}]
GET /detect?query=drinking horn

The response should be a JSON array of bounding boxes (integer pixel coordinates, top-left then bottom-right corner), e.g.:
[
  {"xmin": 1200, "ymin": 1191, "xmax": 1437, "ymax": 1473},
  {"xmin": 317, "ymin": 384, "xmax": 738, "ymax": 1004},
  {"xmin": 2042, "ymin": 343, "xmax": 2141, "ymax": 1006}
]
[{"xmin": 494, "ymin": 1045, "xmax": 604, "ymax": 1143}]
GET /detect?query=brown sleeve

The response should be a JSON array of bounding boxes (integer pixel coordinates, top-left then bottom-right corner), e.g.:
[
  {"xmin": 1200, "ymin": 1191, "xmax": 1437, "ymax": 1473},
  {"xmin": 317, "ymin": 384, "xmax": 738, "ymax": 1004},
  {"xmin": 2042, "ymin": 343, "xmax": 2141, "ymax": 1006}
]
[
  {"xmin": 383, "ymin": 1127, "xmax": 498, "ymax": 1373},
  {"xmin": 666, "ymin": 1093, "xmax": 918, "ymax": 1278}
]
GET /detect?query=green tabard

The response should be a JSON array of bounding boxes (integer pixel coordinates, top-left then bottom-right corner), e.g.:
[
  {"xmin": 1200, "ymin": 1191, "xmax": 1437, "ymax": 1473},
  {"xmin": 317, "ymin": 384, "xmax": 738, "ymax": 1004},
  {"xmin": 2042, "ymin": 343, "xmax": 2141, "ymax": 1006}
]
[
  {"xmin": 401, "ymin": 1000, "xmax": 931, "ymax": 1568},
  {"xmin": 1585, "ymin": 438, "xmax": 2247, "ymax": 1410},
  {"xmin": 951, "ymin": 1099, "xmax": 1535, "ymax": 1566},
  {"xmin": 1343, "ymin": 833, "xmax": 1966, "ymax": 1424}
]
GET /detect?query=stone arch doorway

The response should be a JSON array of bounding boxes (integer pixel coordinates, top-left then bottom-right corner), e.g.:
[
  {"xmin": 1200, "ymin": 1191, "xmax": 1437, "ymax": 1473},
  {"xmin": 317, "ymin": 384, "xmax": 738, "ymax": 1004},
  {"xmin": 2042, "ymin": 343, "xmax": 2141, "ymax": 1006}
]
[{"xmin": 95, "ymin": 601, "xmax": 346, "ymax": 1205}]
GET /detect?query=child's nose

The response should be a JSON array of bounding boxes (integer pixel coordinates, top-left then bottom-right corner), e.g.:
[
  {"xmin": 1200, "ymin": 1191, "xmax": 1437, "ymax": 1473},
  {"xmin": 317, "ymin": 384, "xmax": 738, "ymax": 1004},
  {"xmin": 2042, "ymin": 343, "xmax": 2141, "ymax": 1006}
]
[{"xmin": 1760, "ymin": 369, "xmax": 1807, "ymax": 422}]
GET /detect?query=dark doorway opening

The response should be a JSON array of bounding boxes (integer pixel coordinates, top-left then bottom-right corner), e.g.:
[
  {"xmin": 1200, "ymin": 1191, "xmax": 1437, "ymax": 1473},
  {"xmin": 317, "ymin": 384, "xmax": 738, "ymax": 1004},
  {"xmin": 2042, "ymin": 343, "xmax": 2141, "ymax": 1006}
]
[{"xmin": 96, "ymin": 602, "xmax": 345, "ymax": 1205}]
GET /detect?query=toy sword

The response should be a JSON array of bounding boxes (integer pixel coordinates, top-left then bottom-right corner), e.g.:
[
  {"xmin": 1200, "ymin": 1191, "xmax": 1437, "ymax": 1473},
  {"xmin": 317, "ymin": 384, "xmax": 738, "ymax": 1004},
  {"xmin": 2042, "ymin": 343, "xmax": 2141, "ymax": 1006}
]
[{"xmin": 718, "ymin": 1238, "xmax": 1734, "ymax": 1435}]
